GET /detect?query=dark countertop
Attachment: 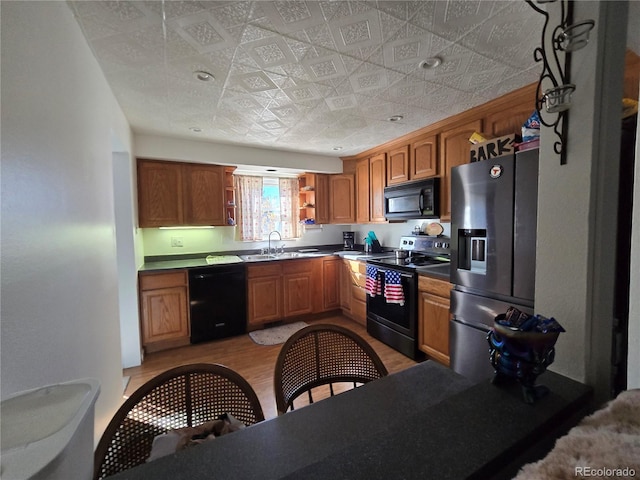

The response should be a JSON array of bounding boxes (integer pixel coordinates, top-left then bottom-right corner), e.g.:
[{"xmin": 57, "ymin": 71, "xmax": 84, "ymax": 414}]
[
  {"xmin": 138, "ymin": 247, "xmax": 396, "ymax": 273},
  {"xmin": 139, "ymin": 251, "xmax": 338, "ymax": 272},
  {"xmin": 107, "ymin": 361, "xmax": 592, "ymax": 480}
]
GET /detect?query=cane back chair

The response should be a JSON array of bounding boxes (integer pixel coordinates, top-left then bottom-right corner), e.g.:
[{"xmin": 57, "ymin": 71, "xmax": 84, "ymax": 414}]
[
  {"xmin": 274, "ymin": 324, "xmax": 388, "ymax": 415},
  {"xmin": 94, "ymin": 363, "xmax": 264, "ymax": 479}
]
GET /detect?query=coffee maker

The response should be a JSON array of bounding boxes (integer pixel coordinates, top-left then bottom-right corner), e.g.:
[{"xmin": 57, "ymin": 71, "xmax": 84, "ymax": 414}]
[{"xmin": 342, "ymin": 231, "xmax": 355, "ymax": 250}]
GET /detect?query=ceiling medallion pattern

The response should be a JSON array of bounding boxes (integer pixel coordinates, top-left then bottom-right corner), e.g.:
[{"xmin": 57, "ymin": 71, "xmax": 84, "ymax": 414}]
[{"xmin": 69, "ymin": 0, "xmax": 550, "ymax": 156}]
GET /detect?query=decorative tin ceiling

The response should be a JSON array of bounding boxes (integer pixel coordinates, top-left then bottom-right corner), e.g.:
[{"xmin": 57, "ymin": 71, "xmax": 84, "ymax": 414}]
[{"xmin": 68, "ymin": 1, "xmax": 637, "ymax": 157}]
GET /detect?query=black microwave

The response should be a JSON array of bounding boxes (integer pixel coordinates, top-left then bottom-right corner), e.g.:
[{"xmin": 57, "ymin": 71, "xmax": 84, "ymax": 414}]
[{"xmin": 384, "ymin": 178, "xmax": 440, "ymax": 220}]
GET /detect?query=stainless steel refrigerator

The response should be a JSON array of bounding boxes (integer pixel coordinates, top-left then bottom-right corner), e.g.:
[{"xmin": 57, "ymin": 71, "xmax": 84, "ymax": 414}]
[{"xmin": 449, "ymin": 149, "xmax": 539, "ymax": 383}]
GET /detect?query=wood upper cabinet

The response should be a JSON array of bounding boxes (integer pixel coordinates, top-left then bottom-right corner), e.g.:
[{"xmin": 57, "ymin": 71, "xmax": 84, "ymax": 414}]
[
  {"xmin": 329, "ymin": 174, "xmax": 355, "ymax": 224},
  {"xmin": 183, "ymin": 163, "xmax": 225, "ymax": 226},
  {"xmin": 315, "ymin": 174, "xmax": 330, "ymax": 224},
  {"xmin": 355, "ymin": 153, "xmax": 385, "ymax": 223},
  {"xmin": 137, "ymin": 159, "xmax": 231, "ymax": 227},
  {"xmin": 418, "ymin": 275, "xmax": 452, "ymax": 366},
  {"xmin": 139, "ymin": 270, "xmax": 190, "ymax": 353},
  {"xmin": 484, "ymin": 106, "xmax": 533, "ymax": 139},
  {"xmin": 411, "ymin": 133, "xmax": 438, "ymax": 179},
  {"xmin": 439, "ymin": 119, "xmax": 483, "ymax": 222},
  {"xmin": 137, "ymin": 160, "xmax": 184, "ymax": 227},
  {"xmin": 299, "ymin": 173, "xmax": 330, "ymax": 225},
  {"xmin": 355, "ymin": 159, "xmax": 370, "ymax": 223},
  {"xmin": 369, "ymin": 153, "xmax": 386, "ymax": 222},
  {"xmin": 482, "ymin": 83, "xmax": 537, "ymax": 138},
  {"xmin": 386, "ymin": 145, "xmax": 409, "ymax": 185},
  {"xmin": 386, "ymin": 136, "xmax": 437, "ymax": 185}
]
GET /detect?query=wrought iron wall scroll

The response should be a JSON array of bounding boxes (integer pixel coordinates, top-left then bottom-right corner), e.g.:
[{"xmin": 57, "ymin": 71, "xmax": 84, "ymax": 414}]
[{"xmin": 525, "ymin": 0, "xmax": 595, "ymax": 165}]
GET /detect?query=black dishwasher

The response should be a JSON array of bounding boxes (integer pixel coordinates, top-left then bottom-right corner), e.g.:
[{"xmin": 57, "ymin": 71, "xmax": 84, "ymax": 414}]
[{"xmin": 188, "ymin": 264, "xmax": 247, "ymax": 344}]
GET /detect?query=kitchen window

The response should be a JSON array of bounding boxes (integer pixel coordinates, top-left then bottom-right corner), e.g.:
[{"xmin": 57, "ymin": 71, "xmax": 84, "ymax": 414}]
[{"xmin": 234, "ymin": 175, "xmax": 300, "ymax": 241}]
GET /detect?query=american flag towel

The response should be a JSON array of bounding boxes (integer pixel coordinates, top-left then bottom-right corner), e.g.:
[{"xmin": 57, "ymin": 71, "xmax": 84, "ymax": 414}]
[
  {"xmin": 384, "ymin": 270, "xmax": 405, "ymax": 305},
  {"xmin": 366, "ymin": 265, "xmax": 382, "ymax": 297}
]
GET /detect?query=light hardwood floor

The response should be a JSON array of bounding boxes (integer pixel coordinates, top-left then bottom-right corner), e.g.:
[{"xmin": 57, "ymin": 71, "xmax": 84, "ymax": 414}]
[{"xmin": 123, "ymin": 314, "xmax": 417, "ymax": 420}]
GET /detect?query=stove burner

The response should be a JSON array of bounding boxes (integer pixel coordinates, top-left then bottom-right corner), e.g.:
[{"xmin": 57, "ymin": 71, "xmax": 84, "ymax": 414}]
[
  {"xmin": 371, "ymin": 254, "xmax": 448, "ymax": 270},
  {"xmin": 368, "ymin": 235, "xmax": 451, "ymax": 273}
]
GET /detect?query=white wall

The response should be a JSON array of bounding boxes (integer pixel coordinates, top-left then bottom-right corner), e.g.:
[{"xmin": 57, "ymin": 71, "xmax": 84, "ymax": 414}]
[
  {"xmin": 113, "ymin": 152, "xmax": 144, "ymax": 368},
  {"xmin": 135, "ymin": 133, "xmax": 344, "ymax": 173},
  {"xmin": 1, "ymin": 1, "xmax": 132, "ymax": 443},
  {"xmin": 536, "ymin": 1, "xmax": 628, "ymax": 402}
]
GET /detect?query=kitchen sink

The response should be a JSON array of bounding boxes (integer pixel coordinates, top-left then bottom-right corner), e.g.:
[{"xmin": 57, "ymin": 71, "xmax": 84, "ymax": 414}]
[
  {"xmin": 241, "ymin": 254, "xmax": 278, "ymax": 261},
  {"xmin": 241, "ymin": 251, "xmax": 325, "ymax": 262}
]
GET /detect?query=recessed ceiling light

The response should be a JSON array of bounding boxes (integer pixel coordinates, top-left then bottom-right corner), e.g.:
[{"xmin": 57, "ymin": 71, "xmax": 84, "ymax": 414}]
[
  {"xmin": 193, "ymin": 70, "xmax": 215, "ymax": 82},
  {"xmin": 388, "ymin": 115, "xmax": 404, "ymax": 122},
  {"xmin": 333, "ymin": 147, "xmax": 343, "ymax": 151},
  {"xmin": 189, "ymin": 126, "xmax": 202, "ymax": 133},
  {"xmin": 419, "ymin": 57, "xmax": 442, "ymax": 69}
]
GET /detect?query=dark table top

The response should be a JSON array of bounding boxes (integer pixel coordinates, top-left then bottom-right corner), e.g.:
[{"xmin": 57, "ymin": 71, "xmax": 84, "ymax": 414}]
[{"xmin": 107, "ymin": 361, "xmax": 592, "ymax": 480}]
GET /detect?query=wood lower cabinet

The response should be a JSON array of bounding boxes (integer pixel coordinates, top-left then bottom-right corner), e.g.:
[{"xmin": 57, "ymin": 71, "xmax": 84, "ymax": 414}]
[
  {"xmin": 282, "ymin": 260, "xmax": 314, "ymax": 318},
  {"xmin": 340, "ymin": 259, "xmax": 367, "ymax": 326},
  {"xmin": 248, "ymin": 257, "xmax": 340, "ymax": 328},
  {"xmin": 322, "ymin": 257, "xmax": 340, "ymax": 311},
  {"xmin": 340, "ymin": 259, "xmax": 353, "ymax": 313},
  {"xmin": 247, "ymin": 263, "xmax": 283, "ymax": 328},
  {"xmin": 139, "ymin": 270, "xmax": 190, "ymax": 353},
  {"xmin": 417, "ymin": 275, "xmax": 452, "ymax": 366}
]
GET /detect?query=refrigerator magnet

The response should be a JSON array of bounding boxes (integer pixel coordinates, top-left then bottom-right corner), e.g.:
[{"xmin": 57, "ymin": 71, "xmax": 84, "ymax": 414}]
[{"xmin": 490, "ymin": 165, "xmax": 503, "ymax": 178}]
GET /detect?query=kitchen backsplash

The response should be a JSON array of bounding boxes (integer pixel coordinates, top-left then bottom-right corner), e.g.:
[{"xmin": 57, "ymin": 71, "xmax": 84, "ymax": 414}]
[{"xmin": 141, "ymin": 221, "xmax": 451, "ymax": 257}]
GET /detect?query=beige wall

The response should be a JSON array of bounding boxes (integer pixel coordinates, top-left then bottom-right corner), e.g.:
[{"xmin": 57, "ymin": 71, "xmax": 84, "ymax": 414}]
[{"xmin": 140, "ymin": 220, "xmax": 433, "ymax": 257}]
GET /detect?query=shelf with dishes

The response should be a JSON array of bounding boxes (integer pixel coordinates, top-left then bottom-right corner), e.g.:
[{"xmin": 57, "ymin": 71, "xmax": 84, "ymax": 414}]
[
  {"xmin": 225, "ymin": 167, "xmax": 236, "ymax": 226},
  {"xmin": 298, "ymin": 174, "xmax": 317, "ymax": 225}
]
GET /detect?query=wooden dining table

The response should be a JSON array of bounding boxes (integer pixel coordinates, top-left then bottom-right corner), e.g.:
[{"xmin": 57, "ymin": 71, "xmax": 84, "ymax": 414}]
[{"xmin": 107, "ymin": 361, "xmax": 592, "ymax": 480}]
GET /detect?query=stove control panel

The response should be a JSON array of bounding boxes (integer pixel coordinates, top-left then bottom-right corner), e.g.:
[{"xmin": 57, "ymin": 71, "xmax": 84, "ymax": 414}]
[{"xmin": 399, "ymin": 236, "xmax": 451, "ymax": 257}]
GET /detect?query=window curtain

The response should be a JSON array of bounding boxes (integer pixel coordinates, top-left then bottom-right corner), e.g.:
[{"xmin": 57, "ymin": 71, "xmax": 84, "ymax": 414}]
[
  {"xmin": 279, "ymin": 177, "xmax": 300, "ymax": 239},
  {"xmin": 234, "ymin": 175, "xmax": 263, "ymax": 241}
]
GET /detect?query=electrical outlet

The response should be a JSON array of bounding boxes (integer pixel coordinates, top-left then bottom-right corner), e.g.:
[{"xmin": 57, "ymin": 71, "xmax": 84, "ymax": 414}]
[{"xmin": 171, "ymin": 237, "xmax": 184, "ymax": 247}]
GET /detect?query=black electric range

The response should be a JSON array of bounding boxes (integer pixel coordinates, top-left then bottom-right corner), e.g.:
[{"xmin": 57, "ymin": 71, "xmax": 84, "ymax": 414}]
[
  {"xmin": 367, "ymin": 235, "xmax": 451, "ymax": 272},
  {"xmin": 366, "ymin": 235, "xmax": 451, "ymax": 360}
]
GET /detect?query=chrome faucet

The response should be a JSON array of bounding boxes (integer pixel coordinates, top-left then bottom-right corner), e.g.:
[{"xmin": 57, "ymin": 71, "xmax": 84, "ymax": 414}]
[{"xmin": 268, "ymin": 230, "xmax": 282, "ymax": 255}]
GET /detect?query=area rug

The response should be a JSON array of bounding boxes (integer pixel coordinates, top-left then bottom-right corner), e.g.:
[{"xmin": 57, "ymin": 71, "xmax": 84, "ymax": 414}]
[
  {"xmin": 513, "ymin": 389, "xmax": 640, "ymax": 480},
  {"xmin": 248, "ymin": 322, "xmax": 308, "ymax": 346}
]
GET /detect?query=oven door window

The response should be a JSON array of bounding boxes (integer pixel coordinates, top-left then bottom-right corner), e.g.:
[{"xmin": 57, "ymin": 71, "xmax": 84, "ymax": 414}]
[{"xmin": 366, "ymin": 272, "xmax": 414, "ymax": 335}]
